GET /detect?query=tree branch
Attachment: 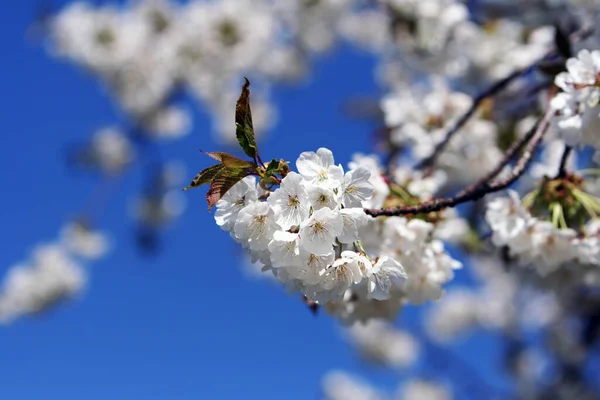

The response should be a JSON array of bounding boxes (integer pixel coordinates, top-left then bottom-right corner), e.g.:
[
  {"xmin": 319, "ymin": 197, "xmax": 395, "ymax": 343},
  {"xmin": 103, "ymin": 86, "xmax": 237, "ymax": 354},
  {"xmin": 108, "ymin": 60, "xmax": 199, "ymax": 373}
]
[
  {"xmin": 457, "ymin": 117, "xmax": 542, "ymax": 197},
  {"xmin": 366, "ymin": 110, "xmax": 552, "ymax": 217}
]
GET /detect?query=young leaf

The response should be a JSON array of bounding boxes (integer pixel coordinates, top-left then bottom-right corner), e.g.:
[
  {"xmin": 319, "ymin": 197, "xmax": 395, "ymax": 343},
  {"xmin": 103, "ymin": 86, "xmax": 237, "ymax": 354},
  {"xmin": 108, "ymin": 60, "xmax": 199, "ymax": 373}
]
[
  {"xmin": 202, "ymin": 151, "xmax": 256, "ymax": 169},
  {"xmin": 235, "ymin": 78, "xmax": 258, "ymax": 159},
  {"xmin": 265, "ymin": 159, "xmax": 280, "ymax": 176},
  {"xmin": 206, "ymin": 167, "xmax": 251, "ymax": 210},
  {"xmin": 183, "ymin": 164, "xmax": 224, "ymax": 191}
]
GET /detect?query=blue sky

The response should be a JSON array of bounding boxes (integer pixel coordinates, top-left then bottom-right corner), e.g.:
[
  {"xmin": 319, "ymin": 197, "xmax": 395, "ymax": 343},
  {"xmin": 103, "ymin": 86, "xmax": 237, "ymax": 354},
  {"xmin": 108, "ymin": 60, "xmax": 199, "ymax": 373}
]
[{"xmin": 0, "ymin": 2, "xmax": 509, "ymax": 399}]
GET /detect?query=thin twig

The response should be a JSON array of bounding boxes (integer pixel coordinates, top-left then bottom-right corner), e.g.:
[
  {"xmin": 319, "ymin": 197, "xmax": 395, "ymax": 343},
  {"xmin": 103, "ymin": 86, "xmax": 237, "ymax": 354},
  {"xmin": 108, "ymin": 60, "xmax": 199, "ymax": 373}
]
[
  {"xmin": 416, "ymin": 67, "xmax": 530, "ymax": 172},
  {"xmin": 366, "ymin": 110, "xmax": 551, "ymax": 217},
  {"xmin": 556, "ymin": 145, "xmax": 573, "ymax": 178},
  {"xmin": 457, "ymin": 118, "xmax": 542, "ymax": 197}
]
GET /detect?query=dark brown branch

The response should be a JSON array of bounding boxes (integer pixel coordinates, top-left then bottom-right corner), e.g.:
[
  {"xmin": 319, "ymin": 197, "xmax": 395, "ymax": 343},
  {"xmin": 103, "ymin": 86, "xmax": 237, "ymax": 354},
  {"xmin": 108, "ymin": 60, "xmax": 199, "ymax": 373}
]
[
  {"xmin": 457, "ymin": 117, "xmax": 543, "ymax": 197},
  {"xmin": 366, "ymin": 110, "xmax": 551, "ymax": 217},
  {"xmin": 556, "ymin": 145, "xmax": 573, "ymax": 178}
]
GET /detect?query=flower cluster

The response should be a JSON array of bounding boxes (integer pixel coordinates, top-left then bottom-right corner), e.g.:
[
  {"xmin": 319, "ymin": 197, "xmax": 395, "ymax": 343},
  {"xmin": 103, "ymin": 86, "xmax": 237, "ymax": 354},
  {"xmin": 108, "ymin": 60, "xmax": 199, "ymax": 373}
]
[
  {"xmin": 426, "ymin": 255, "xmax": 561, "ymax": 343},
  {"xmin": 322, "ymin": 370, "xmax": 453, "ymax": 400},
  {"xmin": 375, "ymin": 1, "xmax": 553, "ymax": 88},
  {"xmin": 344, "ymin": 320, "xmax": 420, "ymax": 369},
  {"xmin": 0, "ymin": 223, "xmax": 108, "ymax": 324},
  {"xmin": 214, "ymin": 148, "xmax": 409, "ymax": 308},
  {"xmin": 550, "ymin": 49, "xmax": 600, "ymax": 150},
  {"xmin": 322, "ymin": 370, "xmax": 387, "ymax": 400},
  {"xmin": 51, "ymin": 0, "xmax": 403, "ymax": 143},
  {"xmin": 381, "ymin": 80, "xmax": 504, "ymax": 185},
  {"xmin": 212, "ymin": 148, "xmax": 463, "ymax": 324},
  {"xmin": 486, "ymin": 189, "xmax": 600, "ymax": 278},
  {"xmin": 73, "ymin": 126, "xmax": 135, "ymax": 174},
  {"xmin": 360, "ymin": 215, "xmax": 462, "ymax": 305},
  {"xmin": 0, "ymin": 245, "xmax": 86, "ymax": 324},
  {"xmin": 50, "ymin": 0, "xmax": 283, "ymax": 141}
]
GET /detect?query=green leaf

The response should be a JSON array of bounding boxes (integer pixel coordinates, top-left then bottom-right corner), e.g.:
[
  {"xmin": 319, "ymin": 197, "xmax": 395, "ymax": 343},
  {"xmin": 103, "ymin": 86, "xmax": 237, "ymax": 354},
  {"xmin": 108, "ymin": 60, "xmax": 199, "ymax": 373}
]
[
  {"xmin": 235, "ymin": 78, "xmax": 258, "ymax": 159},
  {"xmin": 182, "ymin": 164, "xmax": 224, "ymax": 191},
  {"xmin": 265, "ymin": 159, "xmax": 280, "ymax": 176},
  {"xmin": 206, "ymin": 167, "xmax": 251, "ymax": 210},
  {"xmin": 202, "ymin": 151, "xmax": 256, "ymax": 169}
]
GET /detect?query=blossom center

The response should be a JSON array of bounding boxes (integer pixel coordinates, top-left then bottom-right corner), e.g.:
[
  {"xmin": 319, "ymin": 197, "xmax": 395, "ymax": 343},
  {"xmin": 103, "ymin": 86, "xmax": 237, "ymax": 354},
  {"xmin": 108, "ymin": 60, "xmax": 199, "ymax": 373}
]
[
  {"xmin": 311, "ymin": 220, "xmax": 325, "ymax": 233},
  {"xmin": 287, "ymin": 195, "xmax": 300, "ymax": 207},
  {"xmin": 317, "ymin": 169, "xmax": 328, "ymax": 181}
]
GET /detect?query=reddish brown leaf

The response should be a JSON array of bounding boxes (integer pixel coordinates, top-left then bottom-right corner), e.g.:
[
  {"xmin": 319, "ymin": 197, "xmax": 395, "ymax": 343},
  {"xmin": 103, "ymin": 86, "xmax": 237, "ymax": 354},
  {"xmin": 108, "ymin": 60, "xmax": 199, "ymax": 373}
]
[
  {"xmin": 182, "ymin": 164, "xmax": 224, "ymax": 191},
  {"xmin": 206, "ymin": 167, "xmax": 251, "ymax": 210},
  {"xmin": 202, "ymin": 151, "xmax": 256, "ymax": 169},
  {"xmin": 235, "ymin": 78, "xmax": 257, "ymax": 158}
]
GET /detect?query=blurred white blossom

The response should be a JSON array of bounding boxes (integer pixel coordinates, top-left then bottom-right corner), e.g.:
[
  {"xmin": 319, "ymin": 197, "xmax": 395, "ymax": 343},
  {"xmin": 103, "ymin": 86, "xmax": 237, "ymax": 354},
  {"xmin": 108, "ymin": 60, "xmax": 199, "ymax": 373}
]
[
  {"xmin": 0, "ymin": 244, "xmax": 87, "ymax": 324},
  {"xmin": 322, "ymin": 370, "xmax": 386, "ymax": 400}
]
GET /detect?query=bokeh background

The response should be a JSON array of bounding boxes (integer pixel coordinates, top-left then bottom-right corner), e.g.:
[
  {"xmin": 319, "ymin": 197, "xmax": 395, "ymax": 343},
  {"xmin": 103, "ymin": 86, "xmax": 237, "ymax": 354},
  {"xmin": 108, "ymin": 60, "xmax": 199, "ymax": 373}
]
[{"xmin": 0, "ymin": 0, "xmax": 566, "ymax": 399}]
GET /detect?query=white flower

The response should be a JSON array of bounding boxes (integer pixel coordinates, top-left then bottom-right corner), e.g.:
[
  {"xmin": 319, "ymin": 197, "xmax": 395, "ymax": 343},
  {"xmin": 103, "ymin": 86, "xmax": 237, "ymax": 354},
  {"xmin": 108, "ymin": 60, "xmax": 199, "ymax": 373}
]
[
  {"xmin": 485, "ymin": 191, "xmax": 535, "ymax": 256},
  {"xmin": 268, "ymin": 231, "xmax": 302, "ymax": 268},
  {"xmin": 51, "ymin": 3, "xmax": 147, "ymax": 74},
  {"xmin": 295, "ymin": 251, "xmax": 335, "ymax": 286},
  {"xmin": 399, "ymin": 380, "xmax": 452, "ymax": 400},
  {"xmin": 343, "ymin": 250, "xmax": 373, "ymax": 279},
  {"xmin": 346, "ymin": 320, "xmax": 420, "ymax": 369},
  {"xmin": 383, "ymin": 217, "xmax": 433, "ymax": 254},
  {"xmin": 267, "ymin": 172, "xmax": 309, "ymax": 229},
  {"xmin": 249, "ymin": 249, "xmax": 272, "ymax": 268},
  {"xmin": 368, "ymin": 256, "xmax": 407, "ymax": 300},
  {"xmin": 299, "ymin": 208, "xmax": 343, "ymax": 255},
  {"xmin": 428, "ymin": 240, "xmax": 462, "ymax": 280},
  {"xmin": 296, "ymin": 147, "xmax": 344, "ymax": 189},
  {"xmin": 403, "ymin": 263, "xmax": 445, "ymax": 305},
  {"xmin": 60, "ymin": 222, "xmax": 109, "ymax": 260},
  {"xmin": 376, "ymin": 216, "xmax": 459, "ymax": 305},
  {"xmin": 348, "ymin": 154, "xmax": 389, "ymax": 209},
  {"xmin": 557, "ymin": 50, "xmax": 600, "ymax": 93},
  {"xmin": 142, "ymin": 105, "xmax": 191, "ymax": 139},
  {"xmin": 92, "ymin": 127, "xmax": 134, "ymax": 173},
  {"xmin": 307, "ymin": 184, "xmax": 339, "ymax": 211},
  {"xmin": 406, "ymin": 170, "xmax": 447, "ymax": 200},
  {"xmin": 530, "ymin": 222, "xmax": 577, "ymax": 274},
  {"xmin": 338, "ymin": 208, "xmax": 370, "ymax": 244},
  {"xmin": 233, "ymin": 202, "xmax": 279, "ymax": 250},
  {"xmin": 574, "ymin": 219, "xmax": 600, "ymax": 266},
  {"xmin": 433, "ymin": 210, "xmax": 469, "ymax": 243},
  {"xmin": 426, "ymin": 289, "xmax": 479, "ymax": 341},
  {"xmin": 341, "ymin": 166, "xmax": 373, "ymax": 207},
  {"xmin": 315, "ymin": 251, "xmax": 364, "ymax": 303},
  {"xmin": 322, "ymin": 371, "xmax": 385, "ymax": 400},
  {"xmin": 183, "ymin": 0, "xmax": 276, "ymax": 72},
  {"xmin": 338, "ymin": 9, "xmax": 390, "ymax": 52},
  {"xmin": 550, "ymin": 93, "xmax": 584, "ymax": 146},
  {"xmin": 550, "ymin": 49, "xmax": 600, "ymax": 149},
  {"xmin": 215, "ymin": 176, "xmax": 258, "ymax": 231}
]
